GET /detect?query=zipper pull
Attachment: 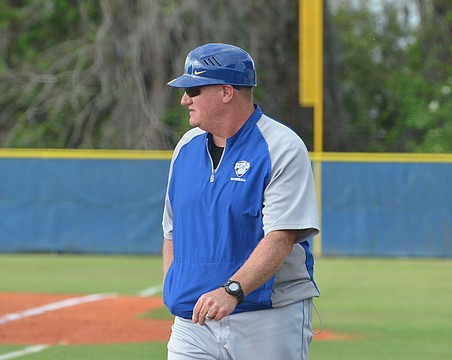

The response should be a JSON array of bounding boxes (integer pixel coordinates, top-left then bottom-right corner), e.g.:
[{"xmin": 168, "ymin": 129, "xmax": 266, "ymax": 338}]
[{"xmin": 210, "ymin": 171, "xmax": 215, "ymax": 183}]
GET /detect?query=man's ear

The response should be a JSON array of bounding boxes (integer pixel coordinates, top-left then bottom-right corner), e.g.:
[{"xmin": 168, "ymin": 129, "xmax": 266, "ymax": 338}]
[{"xmin": 222, "ymin": 85, "xmax": 234, "ymax": 103}]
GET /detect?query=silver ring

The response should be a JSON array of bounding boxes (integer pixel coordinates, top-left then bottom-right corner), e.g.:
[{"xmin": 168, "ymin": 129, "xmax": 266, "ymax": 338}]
[{"xmin": 205, "ymin": 313, "xmax": 214, "ymax": 319}]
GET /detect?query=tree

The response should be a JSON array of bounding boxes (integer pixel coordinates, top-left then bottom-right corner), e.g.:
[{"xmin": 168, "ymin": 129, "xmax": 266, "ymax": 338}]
[
  {"xmin": 0, "ymin": 0, "xmax": 306, "ymax": 149},
  {"xmin": 0, "ymin": 0, "xmax": 450, "ymax": 152},
  {"xmin": 329, "ymin": 0, "xmax": 451, "ymax": 152}
]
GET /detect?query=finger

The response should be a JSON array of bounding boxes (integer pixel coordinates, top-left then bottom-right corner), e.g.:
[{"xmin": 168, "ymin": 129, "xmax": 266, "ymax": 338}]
[
  {"xmin": 193, "ymin": 304, "xmax": 210, "ymax": 325},
  {"xmin": 198, "ymin": 307, "xmax": 216, "ymax": 326},
  {"xmin": 192, "ymin": 301, "xmax": 202, "ymax": 324},
  {"xmin": 198, "ymin": 310, "xmax": 208, "ymax": 326}
]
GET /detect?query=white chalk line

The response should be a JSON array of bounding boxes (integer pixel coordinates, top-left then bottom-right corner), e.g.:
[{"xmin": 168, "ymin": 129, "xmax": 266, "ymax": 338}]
[
  {"xmin": 0, "ymin": 293, "xmax": 117, "ymax": 359},
  {"xmin": 0, "ymin": 345, "xmax": 51, "ymax": 360},
  {"xmin": 0, "ymin": 286, "xmax": 162, "ymax": 326},
  {"xmin": 137, "ymin": 284, "xmax": 163, "ymax": 297},
  {"xmin": 0, "ymin": 288, "xmax": 159, "ymax": 358},
  {"xmin": 0, "ymin": 293, "xmax": 117, "ymax": 325}
]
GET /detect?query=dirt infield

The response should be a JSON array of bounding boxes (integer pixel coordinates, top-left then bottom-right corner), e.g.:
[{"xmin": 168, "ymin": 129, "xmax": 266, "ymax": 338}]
[
  {"xmin": 0, "ymin": 293, "xmax": 172, "ymax": 344},
  {"xmin": 0, "ymin": 293, "xmax": 346, "ymax": 345}
]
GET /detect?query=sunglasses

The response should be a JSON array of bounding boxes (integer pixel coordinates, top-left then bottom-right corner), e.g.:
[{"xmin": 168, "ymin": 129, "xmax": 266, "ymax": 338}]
[
  {"xmin": 184, "ymin": 85, "xmax": 242, "ymax": 98},
  {"xmin": 184, "ymin": 87, "xmax": 202, "ymax": 97}
]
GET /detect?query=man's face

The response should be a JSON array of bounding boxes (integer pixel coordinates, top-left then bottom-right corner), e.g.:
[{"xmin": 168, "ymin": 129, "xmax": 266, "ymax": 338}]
[{"xmin": 181, "ymin": 85, "xmax": 224, "ymax": 131}]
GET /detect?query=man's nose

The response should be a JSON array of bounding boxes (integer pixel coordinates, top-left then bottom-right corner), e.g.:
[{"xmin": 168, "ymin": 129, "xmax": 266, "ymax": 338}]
[{"xmin": 181, "ymin": 92, "xmax": 192, "ymax": 105}]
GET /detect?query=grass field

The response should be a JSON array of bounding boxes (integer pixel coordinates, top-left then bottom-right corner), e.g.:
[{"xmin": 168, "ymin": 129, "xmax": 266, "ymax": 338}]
[{"xmin": 0, "ymin": 254, "xmax": 450, "ymax": 359}]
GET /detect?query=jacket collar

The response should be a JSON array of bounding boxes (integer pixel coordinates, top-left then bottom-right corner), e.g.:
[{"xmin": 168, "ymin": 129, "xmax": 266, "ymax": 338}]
[{"xmin": 205, "ymin": 104, "xmax": 263, "ymax": 148}]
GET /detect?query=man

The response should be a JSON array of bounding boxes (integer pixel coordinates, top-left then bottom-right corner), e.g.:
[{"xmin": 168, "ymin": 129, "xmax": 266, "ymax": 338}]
[{"xmin": 162, "ymin": 43, "xmax": 320, "ymax": 360}]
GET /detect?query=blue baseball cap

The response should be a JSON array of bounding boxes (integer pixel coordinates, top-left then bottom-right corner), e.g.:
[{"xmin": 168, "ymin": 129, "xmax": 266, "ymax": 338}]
[{"xmin": 167, "ymin": 43, "xmax": 257, "ymax": 88}]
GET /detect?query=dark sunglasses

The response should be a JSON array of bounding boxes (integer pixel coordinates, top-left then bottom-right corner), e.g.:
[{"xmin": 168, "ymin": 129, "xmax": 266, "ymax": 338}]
[
  {"xmin": 184, "ymin": 87, "xmax": 202, "ymax": 97},
  {"xmin": 184, "ymin": 85, "xmax": 242, "ymax": 98}
]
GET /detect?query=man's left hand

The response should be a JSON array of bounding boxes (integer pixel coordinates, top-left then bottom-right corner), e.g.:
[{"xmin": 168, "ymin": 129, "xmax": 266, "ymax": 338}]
[{"xmin": 192, "ymin": 288, "xmax": 238, "ymax": 326}]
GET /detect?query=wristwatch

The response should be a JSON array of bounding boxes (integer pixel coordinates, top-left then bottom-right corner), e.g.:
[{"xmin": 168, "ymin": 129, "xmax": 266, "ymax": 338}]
[{"xmin": 222, "ymin": 280, "xmax": 245, "ymax": 304}]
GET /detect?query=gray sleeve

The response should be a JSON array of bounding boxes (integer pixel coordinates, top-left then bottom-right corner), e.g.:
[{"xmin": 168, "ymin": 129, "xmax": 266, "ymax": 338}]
[{"xmin": 258, "ymin": 117, "xmax": 319, "ymax": 241}]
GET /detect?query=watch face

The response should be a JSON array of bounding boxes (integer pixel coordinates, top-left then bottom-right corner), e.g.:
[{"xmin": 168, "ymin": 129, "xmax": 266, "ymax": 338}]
[{"xmin": 229, "ymin": 282, "xmax": 239, "ymax": 292}]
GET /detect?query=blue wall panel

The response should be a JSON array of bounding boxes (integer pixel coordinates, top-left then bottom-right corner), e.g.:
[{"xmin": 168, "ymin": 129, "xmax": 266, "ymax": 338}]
[
  {"xmin": 322, "ymin": 162, "xmax": 451, "ymax": 257},
  {"xmin": 0, "ymin": 158, "xmax": 170, "ymax": 254},
  {"xmin": 0, "ymin": 157, "xmax": 450, "ymax": 257}
]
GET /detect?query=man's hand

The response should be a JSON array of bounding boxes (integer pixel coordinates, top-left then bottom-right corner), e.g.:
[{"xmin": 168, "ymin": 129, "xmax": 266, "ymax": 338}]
[{"xmin": 192, "ymin": 288, "xmax": 238, "ymax": 326}]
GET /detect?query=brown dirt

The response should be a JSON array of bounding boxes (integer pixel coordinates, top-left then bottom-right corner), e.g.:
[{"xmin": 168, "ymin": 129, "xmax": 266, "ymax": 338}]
[
  {"xmin": 0, "ymin": 293, "xmax": 172, "ymax": 344},
  {"xmin": 0, "ymin": 293, "xmax": 346, "ymax": 345}
]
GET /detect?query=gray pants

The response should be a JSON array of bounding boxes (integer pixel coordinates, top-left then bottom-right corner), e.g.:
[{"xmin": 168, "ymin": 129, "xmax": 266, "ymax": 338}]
[{"xmin": 168, "ymin": 298, "xmax": 313, "ymax": 360}]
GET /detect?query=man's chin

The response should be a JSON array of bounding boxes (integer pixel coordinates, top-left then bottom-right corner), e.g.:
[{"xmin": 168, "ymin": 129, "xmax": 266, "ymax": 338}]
[{"xmin": 189, "ymin": 118, "xmax": 199, "ymax": 128}]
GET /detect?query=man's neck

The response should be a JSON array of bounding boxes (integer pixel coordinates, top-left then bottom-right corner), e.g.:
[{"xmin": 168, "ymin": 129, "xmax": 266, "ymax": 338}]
[{"xmin": 210, "ymin": 103, "xmax": 255, "ymax": 147}]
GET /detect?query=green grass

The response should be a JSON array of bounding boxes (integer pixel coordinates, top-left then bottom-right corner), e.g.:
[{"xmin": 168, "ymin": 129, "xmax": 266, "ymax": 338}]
[
  {"xmin": 0, "ymin": 254, "xmax": 450, "ymax": 359},
  {"xmin": 0, "ymin": 343, "xmax": 168, "ymax": 360},
  {"xmin": 140, "ymin": 305, "xmax": 174, "ymax": 320},
  {"xmin": 0, "ymin": 254, "xmax": 163, "ymax": 295},
  {"xmin": 310, "ymin": 257, "xmax": 452, "ymax": 359}
]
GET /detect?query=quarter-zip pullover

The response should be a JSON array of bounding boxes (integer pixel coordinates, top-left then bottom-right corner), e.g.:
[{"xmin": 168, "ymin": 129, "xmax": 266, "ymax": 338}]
[{"xmin": 162, "ymin": 105, "xmax": 320, "ymax": 319}]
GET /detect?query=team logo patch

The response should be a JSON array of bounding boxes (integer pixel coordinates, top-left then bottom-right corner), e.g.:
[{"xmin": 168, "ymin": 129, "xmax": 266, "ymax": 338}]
[{"xmin": 234, "ymin": 160, "xmax": 250, "ymax": 177}]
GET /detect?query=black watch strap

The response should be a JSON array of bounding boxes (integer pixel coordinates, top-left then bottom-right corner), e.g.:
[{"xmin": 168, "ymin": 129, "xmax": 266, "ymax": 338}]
[{"xmin": 222, "ymin": 280, "xmax": 245, "ymax": 304}]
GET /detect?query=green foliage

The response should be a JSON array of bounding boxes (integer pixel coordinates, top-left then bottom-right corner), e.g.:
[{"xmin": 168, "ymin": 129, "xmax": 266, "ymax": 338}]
[
  {"xmin": 0, "ymin": 0, "xmax": 450, "ymax": 152},
  {"xmin": 332, "ymin": 1, "xmax": 451, "ymax": 152},
  {"xmin": 160, "ymin": 90, "xmax": 193, "ymax": 145},
  {"xmin": 0, "ymin": 0, "xmax": 20, "ymax": 27},
  {"xmin": 6, "ymin": 1, "xmax": 100, "ymax": 67}
]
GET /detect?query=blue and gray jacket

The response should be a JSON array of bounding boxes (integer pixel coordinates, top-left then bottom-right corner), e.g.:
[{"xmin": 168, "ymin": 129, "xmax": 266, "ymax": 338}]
[{"xmin": 162, "ymin": 105, "xmax": 320, "ymax": 319}]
